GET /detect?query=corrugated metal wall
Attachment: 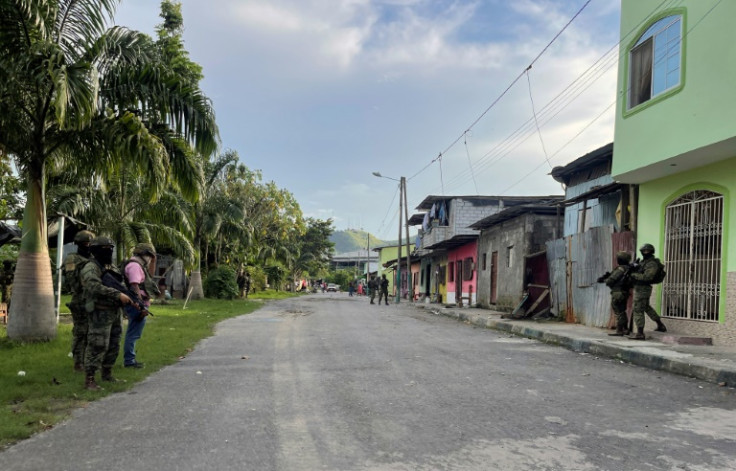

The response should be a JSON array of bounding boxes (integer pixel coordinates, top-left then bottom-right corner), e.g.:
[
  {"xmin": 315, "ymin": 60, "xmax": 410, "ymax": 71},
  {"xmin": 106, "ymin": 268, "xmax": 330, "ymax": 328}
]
[{"xmin": 547, "ymin": 225, "xmax": 628, "ymax": 327}]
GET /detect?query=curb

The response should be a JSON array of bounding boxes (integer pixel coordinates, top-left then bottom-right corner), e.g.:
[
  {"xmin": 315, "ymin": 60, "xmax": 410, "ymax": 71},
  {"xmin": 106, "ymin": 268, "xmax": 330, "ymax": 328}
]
[{"xmin": 416, "ymin": 305, "xmax": 736, "ymax": 386}]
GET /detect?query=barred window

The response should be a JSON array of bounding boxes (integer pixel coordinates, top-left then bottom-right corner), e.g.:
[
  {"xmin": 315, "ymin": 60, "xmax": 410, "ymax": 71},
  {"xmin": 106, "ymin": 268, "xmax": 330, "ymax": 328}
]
[{"xmin": 662, "ymin": 190, "xmax": 723, "ymax": 322}]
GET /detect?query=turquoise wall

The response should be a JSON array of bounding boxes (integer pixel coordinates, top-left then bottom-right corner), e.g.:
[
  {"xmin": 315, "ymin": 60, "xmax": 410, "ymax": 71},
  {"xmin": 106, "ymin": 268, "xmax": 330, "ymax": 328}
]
[{"xmin": 613, "ymin": 1, "xmax": 736, "ymax": 177}]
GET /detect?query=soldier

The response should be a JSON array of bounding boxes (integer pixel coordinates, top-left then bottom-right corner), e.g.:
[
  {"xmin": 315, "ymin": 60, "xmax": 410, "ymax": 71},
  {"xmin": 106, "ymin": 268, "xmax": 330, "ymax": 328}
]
[
  {"xmin": 369, "ymin": 276, "xmax": 378, "ymax": 304},
  {"xmin": 603, "ymin": 251, "xmax": 633, "ymax": 336},
  {"xmin": 62, "ymin": 230, "xmax": 95, "ymax": 372},
  {"xmin": 121, "ymin": 242, "xmax": 160, "ymax": 369},
  {"xmin": 629, "ymin": 243, "xmax": 667, "ymax": 340},
  {"xmin": 80, "ymin": 237, "xmax": 133, "ymax": 390},
  {"xmin": 379, "ymin": 274, "xmax": 390, "ymax": 305}
]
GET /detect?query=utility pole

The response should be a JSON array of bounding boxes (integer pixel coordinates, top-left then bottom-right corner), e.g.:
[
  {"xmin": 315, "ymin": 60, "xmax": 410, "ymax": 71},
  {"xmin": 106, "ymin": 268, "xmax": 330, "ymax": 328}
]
[
  {"xmin": 396, "ymin": 178, "xmax": 403, "ymax": 304},
  {"xmin": 403, "ymin": 176, "xmax": 412, "ymax": 302}
]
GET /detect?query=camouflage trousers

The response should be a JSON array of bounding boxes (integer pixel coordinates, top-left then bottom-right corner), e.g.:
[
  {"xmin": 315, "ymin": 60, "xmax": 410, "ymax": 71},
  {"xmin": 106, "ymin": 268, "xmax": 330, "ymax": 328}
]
[
  {"xmin": 84, "ymin": 308, "xmax": 122, "ymax": 375},
  {"xmin": 610, "ymin": 290, "xmax": 629, "ymax": 330},
  {"xmin": 633, "ymin": 285, "xmax": 661, "ymax": 329},
  {"xmin": 68, "ymin": 303, "xmax": 89, "ymax": 366}
]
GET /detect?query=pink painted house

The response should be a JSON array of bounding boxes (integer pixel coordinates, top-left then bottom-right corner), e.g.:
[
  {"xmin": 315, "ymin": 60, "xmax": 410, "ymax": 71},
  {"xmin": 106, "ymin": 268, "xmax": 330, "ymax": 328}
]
[{"xmin": 446, "ymin": 240, "xmax": 478, "ymax": 306}]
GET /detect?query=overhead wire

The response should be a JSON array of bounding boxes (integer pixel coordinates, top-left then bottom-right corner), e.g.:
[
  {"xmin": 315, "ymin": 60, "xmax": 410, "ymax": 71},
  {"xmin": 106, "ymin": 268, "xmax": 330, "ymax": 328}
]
[
  {"xmin": 463, "ymin": 132, "xmax": 480, "ymax": 193},
  {"xmin": 497, "ymin": 0, "xmax": 723, "ymax": 196},
  {"xmin": 525, "ymin": 69, "xmax": 552, "ymax": 169},
  {"xmin": 422, "ymin": 0, "xmax": 683, "ymax": 197},
  {"xmin": 407, "ymin": 0, "xmax": 595, "ymax": 183}
]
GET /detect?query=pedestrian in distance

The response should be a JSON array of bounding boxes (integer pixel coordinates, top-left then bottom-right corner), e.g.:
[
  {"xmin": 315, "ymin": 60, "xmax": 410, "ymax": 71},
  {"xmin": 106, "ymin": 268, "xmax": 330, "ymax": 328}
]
[
  {"xmin": 597, "ymin": 251, "xmax": 633, "ymax": 337},
  {"xmin": 379, "ymin": 274, "xmax": 390, "ymax": 305},
  {"xmin": 121, "ymin": 242, "xmax": 160, "ymax": 369},
  {"xmin": 62, "ymin": 230, "xmax": 95, "ymax": 372},
  {"xmin": 629, "ymin": 243, "xmax": 667, "ymax": 340},
  {"xmin": 80, "ymin": 237, "xmax": 134, "ymax": 390},
  {"xmin": 348, "ymin": 281, "xmax": 355, "ymax": 297}
]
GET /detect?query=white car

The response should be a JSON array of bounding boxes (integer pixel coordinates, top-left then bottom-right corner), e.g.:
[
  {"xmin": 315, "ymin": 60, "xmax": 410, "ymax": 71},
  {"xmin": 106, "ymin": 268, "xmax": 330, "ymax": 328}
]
[{"xmin": 326, "ymin": 283, "xmax": 339, "ymax": 292}]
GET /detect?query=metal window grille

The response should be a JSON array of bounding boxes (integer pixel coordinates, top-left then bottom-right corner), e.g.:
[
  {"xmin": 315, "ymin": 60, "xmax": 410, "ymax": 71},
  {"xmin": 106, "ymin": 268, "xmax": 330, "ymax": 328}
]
[{"xmin": 662, "ymin": 190, "xmax": 723, "ymax": 322}]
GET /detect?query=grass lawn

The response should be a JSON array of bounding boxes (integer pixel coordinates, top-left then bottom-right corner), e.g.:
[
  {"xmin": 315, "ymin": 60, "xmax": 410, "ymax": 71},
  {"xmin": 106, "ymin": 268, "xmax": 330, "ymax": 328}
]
[{"xmin": 0, "ymin": 290, "xmax": 298, "ymax": 449}]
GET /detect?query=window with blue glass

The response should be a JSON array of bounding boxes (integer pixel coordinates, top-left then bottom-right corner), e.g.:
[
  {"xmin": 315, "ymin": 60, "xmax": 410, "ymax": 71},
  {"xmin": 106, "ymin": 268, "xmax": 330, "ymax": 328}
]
[{"xmin": 629, "ymin": 15, "xmax": 682, "ymax": 109}]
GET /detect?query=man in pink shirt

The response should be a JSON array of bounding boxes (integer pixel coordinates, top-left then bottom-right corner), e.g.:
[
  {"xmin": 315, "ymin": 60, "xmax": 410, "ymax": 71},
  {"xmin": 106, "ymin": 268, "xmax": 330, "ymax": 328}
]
[{"xmin": 122, "ymin": 243, "xmax": 160, "ymax": 368}]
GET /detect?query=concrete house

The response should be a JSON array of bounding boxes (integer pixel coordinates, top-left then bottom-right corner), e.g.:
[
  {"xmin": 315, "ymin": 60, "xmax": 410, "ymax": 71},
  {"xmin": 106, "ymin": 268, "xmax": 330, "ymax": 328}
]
[
  {"xmin": 412, "ymin": 195, "xmax": 560, "ymax": 305},
  {"xmin": 612, "ymin": 1, "xmax": 735, "ymax": 343},
  {"xmin": 471, "ymin": 202, "xmax": 563, "ymax": 314}
]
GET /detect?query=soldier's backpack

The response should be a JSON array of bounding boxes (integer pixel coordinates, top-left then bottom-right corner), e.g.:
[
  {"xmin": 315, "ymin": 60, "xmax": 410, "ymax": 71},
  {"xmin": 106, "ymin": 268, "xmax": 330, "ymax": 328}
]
[{"xmin": 651, "ymin": 258, "xmax": 667, "ymax": 284}]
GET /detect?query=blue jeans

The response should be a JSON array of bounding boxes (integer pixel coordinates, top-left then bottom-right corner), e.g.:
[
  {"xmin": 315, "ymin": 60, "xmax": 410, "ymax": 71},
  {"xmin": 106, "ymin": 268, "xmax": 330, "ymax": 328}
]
[{"xmin": 123, "ymin": 305, "xmax": 146, "ymax": 365}]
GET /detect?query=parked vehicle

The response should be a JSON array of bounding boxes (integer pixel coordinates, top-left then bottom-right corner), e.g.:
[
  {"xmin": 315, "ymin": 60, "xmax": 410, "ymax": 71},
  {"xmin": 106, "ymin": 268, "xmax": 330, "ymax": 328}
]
[{"xmin": 326, "ymin": 283, "xmax": 339, "ymax": 292}]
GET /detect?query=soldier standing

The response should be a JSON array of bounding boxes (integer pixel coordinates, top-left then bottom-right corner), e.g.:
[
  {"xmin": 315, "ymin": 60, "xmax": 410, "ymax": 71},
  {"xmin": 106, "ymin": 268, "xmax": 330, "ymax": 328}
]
[
  {"xmin": 603, "ymin": 251, "xmax": 633, "ymax": 336},
  {"xmin": 629, "ymin": 243, "xmax": 667, "ymax": 340},
  {"xmin": 122, "ymin": 243, "xmax": 159, "ymax": 369},
  {"xmin": 80, "ymin": 237, "xmax": 133, "ymax": 390},
  {"xmin": 369, "ymin": 276, "xmax": 377, "ymax": 304},
  {"xmin": 62, "ymin": 230, "xmax": 95, "ymax": 372},
  {"xmin": 379, "ymin": 274, "xmax": 389, "ymax": 305}
]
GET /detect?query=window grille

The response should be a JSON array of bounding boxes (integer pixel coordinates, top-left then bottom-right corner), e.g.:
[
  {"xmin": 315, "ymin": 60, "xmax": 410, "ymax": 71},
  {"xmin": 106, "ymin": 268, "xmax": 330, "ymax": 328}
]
[{"xmin": 662, "ymin": 190, "xmax": 723, "ymax": 321}]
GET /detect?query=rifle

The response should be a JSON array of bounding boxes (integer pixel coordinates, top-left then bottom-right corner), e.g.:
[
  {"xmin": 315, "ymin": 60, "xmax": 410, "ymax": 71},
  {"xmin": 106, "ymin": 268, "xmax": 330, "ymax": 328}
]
[{"xmin": 101, "ymin": 269, "xmax": 153, "ymax": 318}]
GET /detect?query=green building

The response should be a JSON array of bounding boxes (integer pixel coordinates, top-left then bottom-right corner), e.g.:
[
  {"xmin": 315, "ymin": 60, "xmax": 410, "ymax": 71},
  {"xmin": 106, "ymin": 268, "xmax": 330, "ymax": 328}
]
[
  {"xmin": 612, "ymin": 0, "xmax": 735, "ymax": 343},
  {"xmin": 373, "ymin": 244, "xmax": 415, "ymax": 298}
]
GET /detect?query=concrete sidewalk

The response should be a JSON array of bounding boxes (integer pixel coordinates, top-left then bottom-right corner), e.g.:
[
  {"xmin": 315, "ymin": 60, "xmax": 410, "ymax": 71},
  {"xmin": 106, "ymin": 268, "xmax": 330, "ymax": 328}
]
[{"xmin": 414, "ymin": 304, "xmax": 736, "ymax": 387}]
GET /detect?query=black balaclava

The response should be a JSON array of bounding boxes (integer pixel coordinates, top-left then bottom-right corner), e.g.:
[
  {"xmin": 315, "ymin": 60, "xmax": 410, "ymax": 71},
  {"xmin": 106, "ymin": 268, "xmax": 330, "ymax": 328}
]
[
  {"xmin": 91, "ymin": 246, "xmax": 114, "ymax": 265},
  {"xmin": 77, "ymin": 243, "xmax": 91, "ymax": 258}
]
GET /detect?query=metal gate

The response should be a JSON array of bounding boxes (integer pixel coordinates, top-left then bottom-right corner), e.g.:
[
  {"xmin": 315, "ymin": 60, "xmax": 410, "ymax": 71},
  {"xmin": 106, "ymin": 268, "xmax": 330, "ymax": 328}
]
[{"xmin": 662, "ymin": 190, "xmax": 723, "ymax": 321}]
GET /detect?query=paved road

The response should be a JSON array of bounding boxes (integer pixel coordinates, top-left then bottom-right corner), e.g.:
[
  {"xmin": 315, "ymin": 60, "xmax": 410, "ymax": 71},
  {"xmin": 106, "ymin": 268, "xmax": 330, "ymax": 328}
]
[{"xmin": 2, "ymin": 294, "xmax": 736, "ymax": 470}]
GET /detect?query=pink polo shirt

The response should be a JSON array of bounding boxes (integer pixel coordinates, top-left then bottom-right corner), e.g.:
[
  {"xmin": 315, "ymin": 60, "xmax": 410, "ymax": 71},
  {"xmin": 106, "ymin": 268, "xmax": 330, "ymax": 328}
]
[{"xmin": 124, "ymin": 261, "xmax": 150, "ymax": 307}]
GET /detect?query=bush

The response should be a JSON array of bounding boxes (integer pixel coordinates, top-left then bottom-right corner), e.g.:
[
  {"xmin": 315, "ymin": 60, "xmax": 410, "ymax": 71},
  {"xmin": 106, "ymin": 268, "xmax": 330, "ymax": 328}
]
[{"xmin": 203, "ymin": 266, "xmax": 239, "ymax": 299}]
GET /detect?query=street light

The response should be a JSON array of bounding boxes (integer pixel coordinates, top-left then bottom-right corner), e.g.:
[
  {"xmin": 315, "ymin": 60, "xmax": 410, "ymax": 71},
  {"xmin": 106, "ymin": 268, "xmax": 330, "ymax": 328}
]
[{"xmin": 373, "ymin": 171, "xmax": 412, "ymax": 303}]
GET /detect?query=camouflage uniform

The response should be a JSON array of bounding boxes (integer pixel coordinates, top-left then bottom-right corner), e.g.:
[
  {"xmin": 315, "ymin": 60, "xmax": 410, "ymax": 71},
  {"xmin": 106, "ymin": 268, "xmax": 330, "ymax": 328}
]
[
  {"xmin": 62, "ymin": 251, "xmax": 91, "ymax": 369},
  {"xmin": 605, "ymin": 252, "xmax": 632, "ymax": 335},
  {"xmin": 81, "ymin": 259, "xmax": 124, "ymax": 378},
  {"xmin": 630, "ymin": 256, "xmax": 664, "ymax": 329}
]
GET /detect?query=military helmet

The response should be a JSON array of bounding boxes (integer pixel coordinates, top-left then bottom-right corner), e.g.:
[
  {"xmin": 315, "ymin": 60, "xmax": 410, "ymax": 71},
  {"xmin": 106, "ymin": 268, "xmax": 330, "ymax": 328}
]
[
  {"xmin": 73, "ymin": 230, "xmax": 95, "ymax": 245},
  {"xmin": 90, "ymin": 236, "xmax": 115, "ymax": 247},
  {"xmin": 133, "ymin": 242, "xmax": 156, "ymax": 257},
  {"xmin": 616, "ymin": 251, "xmax": 632, "ymax": 264},
  {"xmin": 639, "ymin": 243, "xmax": 655, "ymax": 254}
]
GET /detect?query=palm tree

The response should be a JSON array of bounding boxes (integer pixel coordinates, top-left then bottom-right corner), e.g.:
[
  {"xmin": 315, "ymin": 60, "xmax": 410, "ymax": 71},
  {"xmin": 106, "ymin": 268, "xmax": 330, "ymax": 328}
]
[{"xmin": 0, "ymin": 0, "xmax": 216, "ymax": 340}]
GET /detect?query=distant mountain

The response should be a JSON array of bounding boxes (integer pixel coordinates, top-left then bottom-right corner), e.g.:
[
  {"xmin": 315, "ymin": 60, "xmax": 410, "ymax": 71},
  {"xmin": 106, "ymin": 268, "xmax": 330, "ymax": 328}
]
[{"xmin": 330, "ymin": 229, "xmax": 392, "ymax": 254}]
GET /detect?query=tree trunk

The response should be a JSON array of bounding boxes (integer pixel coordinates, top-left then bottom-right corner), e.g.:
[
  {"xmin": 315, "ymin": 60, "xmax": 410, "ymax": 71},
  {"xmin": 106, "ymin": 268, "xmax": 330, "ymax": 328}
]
[
  {"xmin": 188, "ymin": 233, "xmax": 204, "ymax": 300},
  {"xmin": 7, "ymin": 171, "xmax": 57, "ymax": 340}
]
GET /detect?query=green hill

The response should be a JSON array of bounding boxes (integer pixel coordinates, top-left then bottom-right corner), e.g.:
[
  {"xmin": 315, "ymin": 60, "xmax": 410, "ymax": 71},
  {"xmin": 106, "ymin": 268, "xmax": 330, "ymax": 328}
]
[{"xmin": 330, "ymin": 229, "xmax": 391, "ymax": 254}]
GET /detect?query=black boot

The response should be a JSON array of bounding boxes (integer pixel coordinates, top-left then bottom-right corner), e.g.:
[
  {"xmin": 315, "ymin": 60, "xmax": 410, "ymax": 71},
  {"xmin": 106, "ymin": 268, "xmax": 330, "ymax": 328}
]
[
  {"xmin": 655, "ymin": 319, "xmax": 667, "ymax": 332},
  {"xmin": 85, "ymin": 374, "xmax": 102, "ymax": 391},
  {"xmin": 101, "ymin": 367, "xmax": 124, "ymax": 383},
  {"xmin": 629, "ymin": 327, "xmax": 646, "ymax": 340},
  {"xmin": 608, "ymin": 327, "xmax": 626, "ymax": 336}
]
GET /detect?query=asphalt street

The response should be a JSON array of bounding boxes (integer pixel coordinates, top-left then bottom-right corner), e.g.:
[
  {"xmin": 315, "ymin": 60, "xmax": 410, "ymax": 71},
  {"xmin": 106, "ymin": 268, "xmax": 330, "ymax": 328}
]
[{"xmin": 2, "ymin": 293, "xmax": 736, "ymax": 470}]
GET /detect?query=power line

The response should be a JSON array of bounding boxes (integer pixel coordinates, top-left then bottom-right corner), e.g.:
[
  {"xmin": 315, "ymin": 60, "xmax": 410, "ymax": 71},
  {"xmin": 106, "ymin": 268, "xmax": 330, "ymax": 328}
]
[
  {"xmin": 525, "ymin": 70, "xmax": 552, "ymax": 169},
  {"xmin": 423, "ymin": 0, "xmax": 683, "ymax": 197},
  {"xmin": 408, "ymin": 0, "xmax": 595, "ymax": 183}
]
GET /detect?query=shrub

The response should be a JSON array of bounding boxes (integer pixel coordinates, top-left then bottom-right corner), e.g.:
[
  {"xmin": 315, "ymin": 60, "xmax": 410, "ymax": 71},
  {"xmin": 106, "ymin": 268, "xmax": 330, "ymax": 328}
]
[{"xmin": 203, "ymin": 266, "xmax": 239, "ymax": 299}]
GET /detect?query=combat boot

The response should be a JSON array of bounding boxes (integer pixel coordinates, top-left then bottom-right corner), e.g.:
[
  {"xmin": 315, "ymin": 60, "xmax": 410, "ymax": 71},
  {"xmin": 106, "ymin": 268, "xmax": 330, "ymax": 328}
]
[
  {"xmin": 608, "ymin": 327, "xmax": 626, "ymax": 336},
  {"xmin": 85, "ymin": 375, "xmax": 102, "ymax": 391},
  {"xmin": 629, "ymin": 327, "xmax": 646, "ymax": 340},
  {"xmin": 655, "ymin": 319, "xmax": 667, "ymax": 332},
  {"xmin": 101, "ymin": 367, "xmax": 124, "ymax": 383}
]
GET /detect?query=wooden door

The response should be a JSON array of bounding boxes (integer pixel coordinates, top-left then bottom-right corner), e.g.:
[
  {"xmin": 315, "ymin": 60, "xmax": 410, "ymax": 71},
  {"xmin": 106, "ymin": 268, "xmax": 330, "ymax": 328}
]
[
  {"xmin": 455, "ymin": 260, "xmax": 463, "ymax": 303},
  {"xmin": 490, "ymin": 252, "xmax": 498, "ymax": 304}
]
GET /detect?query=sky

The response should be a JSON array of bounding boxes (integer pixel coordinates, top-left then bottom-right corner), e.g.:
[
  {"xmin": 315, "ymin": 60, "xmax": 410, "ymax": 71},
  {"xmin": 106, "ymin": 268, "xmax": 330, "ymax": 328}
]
[{"xmin": 113, "ymin": 0, "xmax": 622, "ymax": 241}]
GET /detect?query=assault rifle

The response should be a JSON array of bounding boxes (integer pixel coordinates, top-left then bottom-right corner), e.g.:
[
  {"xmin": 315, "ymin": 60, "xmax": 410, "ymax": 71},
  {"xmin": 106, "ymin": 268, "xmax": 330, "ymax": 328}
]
[{"xmin": 101, "ymin": 269, "xmax": 152, "ymax": 319}]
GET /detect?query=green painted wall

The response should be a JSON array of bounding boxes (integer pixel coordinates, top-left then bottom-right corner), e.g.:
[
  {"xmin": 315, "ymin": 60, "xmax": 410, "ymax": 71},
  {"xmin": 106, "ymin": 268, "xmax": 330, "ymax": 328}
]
[
  {"xmin": 613, "ymin": 1, "xmax": 736, "ymax": 177},
  {"xmin": 376, "ymin": 244, "xmax": 415, "ymax": 294},
  {"xmin": 637, "ymin": 157, "xmax": 734, "ymax": 321},
  {"xmin": 638, "ymin": 157, "xmax": 734, "ymax": 271}
]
